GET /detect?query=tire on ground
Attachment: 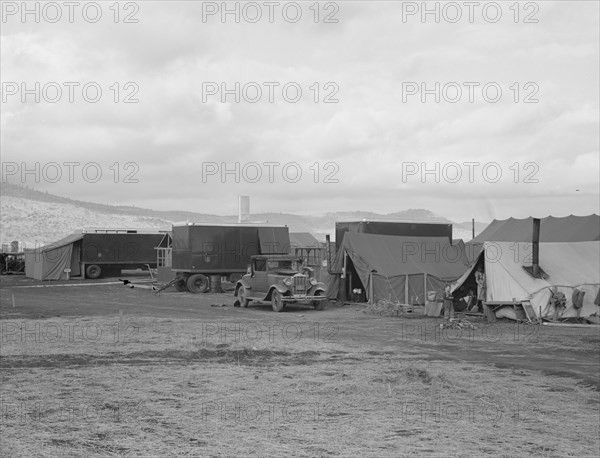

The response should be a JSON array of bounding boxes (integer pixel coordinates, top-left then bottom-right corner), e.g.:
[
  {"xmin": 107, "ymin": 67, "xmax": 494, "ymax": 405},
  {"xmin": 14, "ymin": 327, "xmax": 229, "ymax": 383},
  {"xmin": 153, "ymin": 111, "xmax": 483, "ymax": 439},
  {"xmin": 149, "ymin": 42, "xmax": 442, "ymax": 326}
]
[{"xmin": 187, "ymin": 274, "xmax": 209, "ymax": 294}]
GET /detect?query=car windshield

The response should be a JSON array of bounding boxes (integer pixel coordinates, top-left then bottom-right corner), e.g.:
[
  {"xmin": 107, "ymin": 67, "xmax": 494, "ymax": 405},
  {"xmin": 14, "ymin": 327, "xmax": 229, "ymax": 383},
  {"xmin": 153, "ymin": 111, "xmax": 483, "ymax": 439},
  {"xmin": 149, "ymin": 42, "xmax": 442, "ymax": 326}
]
[{"xmin": 267, "ymin": 260, "xmax": 298, "ymax": 271}]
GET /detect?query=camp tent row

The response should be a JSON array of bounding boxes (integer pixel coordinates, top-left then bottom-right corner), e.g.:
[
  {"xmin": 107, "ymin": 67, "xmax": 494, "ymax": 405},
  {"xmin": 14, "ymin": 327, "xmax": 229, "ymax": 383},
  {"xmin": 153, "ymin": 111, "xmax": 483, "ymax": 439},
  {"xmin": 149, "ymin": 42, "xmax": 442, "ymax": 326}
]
[
  {"xmin": 326, "ymin": 215, "xmax": 600, "ymax": 318},
  {"xmin": 326, "ymin": 232, "xmax": 470, "ymax": 304}
]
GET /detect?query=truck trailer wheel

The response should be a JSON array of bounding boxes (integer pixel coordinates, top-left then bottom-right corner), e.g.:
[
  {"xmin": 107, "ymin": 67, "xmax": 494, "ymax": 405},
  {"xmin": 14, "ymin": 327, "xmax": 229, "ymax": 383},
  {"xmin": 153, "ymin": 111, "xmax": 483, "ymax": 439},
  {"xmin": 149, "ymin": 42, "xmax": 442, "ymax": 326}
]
[
  {"xmin": 86, "ymin": 264, "xmax": 102, "ymax": 279},
  {"xmin": 174, "ymin": 278, "xmax": 188, "ymax": 292},
  {"xmin": 187, "ymin": 274, "xmax": 209, "ymax": 294}
]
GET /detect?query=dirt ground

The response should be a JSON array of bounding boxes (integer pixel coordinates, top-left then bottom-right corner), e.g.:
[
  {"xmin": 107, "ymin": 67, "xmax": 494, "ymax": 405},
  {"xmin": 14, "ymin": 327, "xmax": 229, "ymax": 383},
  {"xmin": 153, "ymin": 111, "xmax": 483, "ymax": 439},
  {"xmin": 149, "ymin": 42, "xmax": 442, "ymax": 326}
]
[{"xmin": 1, "ymin": 274, "xmax": 599, "ymax": 457}]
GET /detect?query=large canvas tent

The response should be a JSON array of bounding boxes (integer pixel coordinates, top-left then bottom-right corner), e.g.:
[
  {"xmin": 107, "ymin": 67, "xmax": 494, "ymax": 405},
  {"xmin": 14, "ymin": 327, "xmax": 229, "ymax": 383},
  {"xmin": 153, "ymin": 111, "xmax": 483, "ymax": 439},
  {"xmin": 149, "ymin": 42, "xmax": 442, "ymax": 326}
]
[
  {"xmin": 452, "ymin": 241, "xmax": 600, "ymax": 319},
  {"xmin": 25, "ymin": 233, "xmax": 84, "ymax": 280},
  {"xmin": 465, "ymin": 215, "xmax": 600, "ymax": 264},
  {"xmin": 471, "ymin": 215, "xmax": 600, "ymax": 244},
  {"xmin": 326, "ymin": 233, "xmax": 470, "ymax": 304}
]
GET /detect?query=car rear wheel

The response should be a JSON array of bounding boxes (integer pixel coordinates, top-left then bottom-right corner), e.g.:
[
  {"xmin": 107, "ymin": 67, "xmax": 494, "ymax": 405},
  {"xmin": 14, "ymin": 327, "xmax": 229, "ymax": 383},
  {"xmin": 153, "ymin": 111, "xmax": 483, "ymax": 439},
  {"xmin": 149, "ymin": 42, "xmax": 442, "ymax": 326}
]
[
  {"xmin": 238, "ymin": 285, "xmax": 250, "ymax": 308},
  {"xmin": 312, "ymin": 290, "xmax": 326, "ymax": 310},
  {"xmin": 271, "ymin": 290, "xmax": 285, "ymax": 312},
  {"xmin": 86, "ymin": 264, "xmax": 102, "ymax": 279},
  {"xmin": 187, "ymin": 274, "xmax": 209, "ymax": 294}
]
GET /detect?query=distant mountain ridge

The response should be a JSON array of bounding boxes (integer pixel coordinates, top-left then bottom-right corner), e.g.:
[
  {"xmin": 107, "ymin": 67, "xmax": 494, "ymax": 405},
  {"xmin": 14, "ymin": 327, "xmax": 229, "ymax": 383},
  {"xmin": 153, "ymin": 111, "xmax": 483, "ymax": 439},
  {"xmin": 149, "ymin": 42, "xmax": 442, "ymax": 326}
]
[{"xmin": 0, "ymin": 182, "xmax": 485, "ymax": 246}]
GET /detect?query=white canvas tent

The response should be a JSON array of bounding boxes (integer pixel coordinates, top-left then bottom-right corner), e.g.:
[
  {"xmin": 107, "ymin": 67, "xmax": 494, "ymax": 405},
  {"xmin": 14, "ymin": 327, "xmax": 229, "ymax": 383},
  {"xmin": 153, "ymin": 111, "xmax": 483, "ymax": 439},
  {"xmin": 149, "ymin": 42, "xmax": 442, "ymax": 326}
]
[{"xmin": 452, "ymin": 241, "xmax": 600, "ymax": 319}]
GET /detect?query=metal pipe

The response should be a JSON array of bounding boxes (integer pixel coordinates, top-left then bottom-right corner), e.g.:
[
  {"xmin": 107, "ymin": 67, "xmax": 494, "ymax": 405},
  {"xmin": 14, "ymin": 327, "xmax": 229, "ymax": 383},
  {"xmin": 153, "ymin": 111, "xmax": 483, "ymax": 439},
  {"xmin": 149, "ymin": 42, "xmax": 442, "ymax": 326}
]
[
  {"xmin": 532, "ymin": 218, "xmax": 540, "ymax": 276},
  {"xmin": 326, "ymin": 234, "xmax": 335, "ymax": 274}
]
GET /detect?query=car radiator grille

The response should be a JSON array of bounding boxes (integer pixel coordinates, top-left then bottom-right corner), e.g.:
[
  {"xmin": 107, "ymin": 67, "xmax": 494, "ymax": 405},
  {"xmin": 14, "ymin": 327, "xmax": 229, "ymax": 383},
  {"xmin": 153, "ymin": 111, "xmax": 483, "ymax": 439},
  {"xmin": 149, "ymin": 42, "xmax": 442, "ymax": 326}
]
[{"xmin": 292, "ymin": 275, "xmax": 309, "ymax": 295}]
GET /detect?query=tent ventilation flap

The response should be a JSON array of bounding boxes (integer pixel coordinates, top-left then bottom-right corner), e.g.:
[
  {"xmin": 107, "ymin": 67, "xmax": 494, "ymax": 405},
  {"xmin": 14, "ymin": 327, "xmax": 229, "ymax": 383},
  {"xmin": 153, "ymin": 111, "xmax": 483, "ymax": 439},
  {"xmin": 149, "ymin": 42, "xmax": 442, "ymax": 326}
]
[{"xmin": 522, "ymin": 265, "xmax": 549, "ymax": 279}]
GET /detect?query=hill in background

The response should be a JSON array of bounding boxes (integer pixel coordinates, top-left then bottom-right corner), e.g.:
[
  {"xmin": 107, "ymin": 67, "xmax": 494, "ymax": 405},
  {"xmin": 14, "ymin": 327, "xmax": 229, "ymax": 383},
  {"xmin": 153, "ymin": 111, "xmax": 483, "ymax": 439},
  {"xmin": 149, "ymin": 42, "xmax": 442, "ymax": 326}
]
[{"xmin": 0, "ymin": 182, "xmax": 486, "ymax": 246}]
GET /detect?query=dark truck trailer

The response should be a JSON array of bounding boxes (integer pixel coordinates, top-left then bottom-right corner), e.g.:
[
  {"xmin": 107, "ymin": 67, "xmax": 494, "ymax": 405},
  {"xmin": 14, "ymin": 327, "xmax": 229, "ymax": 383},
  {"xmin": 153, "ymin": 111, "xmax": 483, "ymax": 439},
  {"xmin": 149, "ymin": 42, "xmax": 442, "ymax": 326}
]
[
  {"xmin": 82, "ymin": 231, "xmax": 164, "ymax": 279},
  {"xmin": 171, "ymin": 223, "xmax": 290, "ymax": 293}
]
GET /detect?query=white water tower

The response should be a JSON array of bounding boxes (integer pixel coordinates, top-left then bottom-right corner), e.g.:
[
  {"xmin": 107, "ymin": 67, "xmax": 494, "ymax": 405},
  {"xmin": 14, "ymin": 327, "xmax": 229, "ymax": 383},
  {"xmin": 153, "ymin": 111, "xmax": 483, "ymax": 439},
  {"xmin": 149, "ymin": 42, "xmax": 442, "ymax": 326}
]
[{"xmin": 238, "ymin": 196, "xmax": 250, "ymax": 223}]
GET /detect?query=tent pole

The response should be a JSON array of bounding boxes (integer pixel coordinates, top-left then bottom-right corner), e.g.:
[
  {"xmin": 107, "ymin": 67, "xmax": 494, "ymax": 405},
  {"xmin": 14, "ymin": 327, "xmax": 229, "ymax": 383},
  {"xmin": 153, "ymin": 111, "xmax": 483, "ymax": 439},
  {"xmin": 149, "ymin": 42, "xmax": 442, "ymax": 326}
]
[
  {"xmin": 340, "ymin": 253, "xmax": 347, "ymax": 302},
  {"xmin": 405, "ymin": 274, "xmax": 409, "ymax": 304},
  {"xmin": 423, "ymin": 273, "xmax": 427, "ymax": 306}
]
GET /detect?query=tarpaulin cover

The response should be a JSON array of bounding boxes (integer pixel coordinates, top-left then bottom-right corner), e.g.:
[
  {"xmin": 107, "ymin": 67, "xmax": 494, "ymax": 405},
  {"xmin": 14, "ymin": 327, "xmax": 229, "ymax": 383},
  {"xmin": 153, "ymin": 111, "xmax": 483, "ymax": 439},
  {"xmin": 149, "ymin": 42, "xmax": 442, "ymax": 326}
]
[
  {"xmin": 326, "ymin": 233, "xmax": 470, "ymax": 303},
  {"xmin": 25, "ymin": 233, "xmax": 84, "ymax": 280},
  {"xmin": 452, "ymin": 241, "xmax": 600, "ymax": 318}
]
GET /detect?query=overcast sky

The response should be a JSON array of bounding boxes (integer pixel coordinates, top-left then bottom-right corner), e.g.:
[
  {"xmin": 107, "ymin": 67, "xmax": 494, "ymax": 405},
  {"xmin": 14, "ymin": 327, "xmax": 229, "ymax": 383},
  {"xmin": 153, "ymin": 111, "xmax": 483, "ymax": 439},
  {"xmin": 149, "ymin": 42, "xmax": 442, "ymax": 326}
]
[{"xmin": 1, "ymin": 1, "xmax": 598, "ymax": 222}]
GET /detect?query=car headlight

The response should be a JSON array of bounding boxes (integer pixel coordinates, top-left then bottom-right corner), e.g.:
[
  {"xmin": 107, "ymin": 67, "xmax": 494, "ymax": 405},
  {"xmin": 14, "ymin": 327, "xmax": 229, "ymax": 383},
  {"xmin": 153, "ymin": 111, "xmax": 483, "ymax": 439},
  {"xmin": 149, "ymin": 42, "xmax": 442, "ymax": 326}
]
[
  {"xmin": 310, "ymin": 278, "xmax": 318, "ymax": 286},
  {"xmin": 283, "ymin": 277, "xmax": 293, "ymax": 286}
]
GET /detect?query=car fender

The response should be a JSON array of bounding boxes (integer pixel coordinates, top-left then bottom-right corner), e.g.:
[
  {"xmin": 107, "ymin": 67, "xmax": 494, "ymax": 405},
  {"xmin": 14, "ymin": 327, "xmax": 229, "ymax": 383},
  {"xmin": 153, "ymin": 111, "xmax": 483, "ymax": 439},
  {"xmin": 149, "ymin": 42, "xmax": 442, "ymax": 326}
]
[
  {"xmin": 308, "ymin": 282, "xmax": 327, "ymax": 295},
  {"xmin": 235, "ymin": 279, "xmax": 252, "ymax": 297},
  {"xmin": 265, "ymin": 284, "xmax": 290, "ymax": 301}
]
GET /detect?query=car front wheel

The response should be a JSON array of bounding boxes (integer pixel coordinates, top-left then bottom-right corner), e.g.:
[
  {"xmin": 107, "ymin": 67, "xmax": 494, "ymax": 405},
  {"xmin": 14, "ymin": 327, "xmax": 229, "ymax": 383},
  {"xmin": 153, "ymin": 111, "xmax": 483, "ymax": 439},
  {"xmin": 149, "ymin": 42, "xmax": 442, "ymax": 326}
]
[
  {"xmin": 271, "ymin": 290, "xmax": 285, "ymax": 312},
  {"xmin": 312, "ymin": 290, "xmax": 326, "ymax": 310}
]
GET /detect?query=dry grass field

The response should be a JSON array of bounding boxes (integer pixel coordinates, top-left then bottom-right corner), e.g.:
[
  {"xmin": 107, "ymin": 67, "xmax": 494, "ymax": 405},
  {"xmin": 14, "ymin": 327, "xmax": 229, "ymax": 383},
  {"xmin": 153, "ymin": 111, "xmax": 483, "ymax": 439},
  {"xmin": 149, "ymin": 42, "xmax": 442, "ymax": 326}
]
[{"xmin": 1, "ymin": 274, "xmax": 599, "ymax": 457}]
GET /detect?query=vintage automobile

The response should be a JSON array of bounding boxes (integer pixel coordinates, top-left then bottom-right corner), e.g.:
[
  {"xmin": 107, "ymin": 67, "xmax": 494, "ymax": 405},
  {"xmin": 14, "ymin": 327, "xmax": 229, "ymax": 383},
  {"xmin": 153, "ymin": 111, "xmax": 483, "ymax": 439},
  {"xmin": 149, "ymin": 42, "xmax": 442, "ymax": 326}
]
[{"xmin": 234, "ymin": 254, "xmax": 327, "ymax": 312}]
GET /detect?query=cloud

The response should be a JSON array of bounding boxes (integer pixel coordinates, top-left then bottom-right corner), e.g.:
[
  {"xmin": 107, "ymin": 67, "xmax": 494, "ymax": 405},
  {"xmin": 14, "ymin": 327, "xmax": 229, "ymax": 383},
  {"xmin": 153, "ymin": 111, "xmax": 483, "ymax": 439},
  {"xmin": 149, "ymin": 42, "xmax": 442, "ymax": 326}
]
[{"xmin": 1, "ymin": 2, "xmax": 598, "ymax": 223}]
